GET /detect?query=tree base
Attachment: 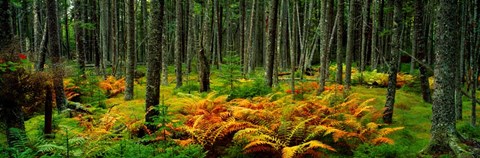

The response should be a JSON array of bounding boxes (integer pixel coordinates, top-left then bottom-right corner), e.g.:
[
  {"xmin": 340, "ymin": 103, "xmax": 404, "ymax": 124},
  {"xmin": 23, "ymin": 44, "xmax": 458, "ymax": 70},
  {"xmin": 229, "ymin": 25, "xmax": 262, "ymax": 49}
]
[{"xmin": 419, "ymin": 131, "xmax": 480, "ymax": 157}]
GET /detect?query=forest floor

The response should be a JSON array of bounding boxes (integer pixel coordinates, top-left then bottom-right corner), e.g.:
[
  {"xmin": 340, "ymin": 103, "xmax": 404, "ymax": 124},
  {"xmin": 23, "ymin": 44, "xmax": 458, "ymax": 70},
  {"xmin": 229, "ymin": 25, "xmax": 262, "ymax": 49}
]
[{"xmin": 1, "ymin": 67, "xmax": 480, "ymax": 157}]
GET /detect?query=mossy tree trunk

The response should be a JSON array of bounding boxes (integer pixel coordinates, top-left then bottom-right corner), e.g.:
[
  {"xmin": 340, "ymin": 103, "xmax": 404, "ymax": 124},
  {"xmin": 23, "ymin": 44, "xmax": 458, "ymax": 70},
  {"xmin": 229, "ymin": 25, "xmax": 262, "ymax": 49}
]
[
  {"xmin": 383, "ymin": 0, "xmax": 402, "ymax": 124},
  {"xmin": 124, "ymin": 0, "xmax": 135, "ymax": 101},
  {"xmin": 420, "ymin": 0, "xmax": 474, "ymax": 156},
  {"xmin": 145, "ymin": 0, "xmax": 164, "ymax": 132},
  {"xmin": 265, "ymin": 0, "xmax": 279, "ymax": 88}
]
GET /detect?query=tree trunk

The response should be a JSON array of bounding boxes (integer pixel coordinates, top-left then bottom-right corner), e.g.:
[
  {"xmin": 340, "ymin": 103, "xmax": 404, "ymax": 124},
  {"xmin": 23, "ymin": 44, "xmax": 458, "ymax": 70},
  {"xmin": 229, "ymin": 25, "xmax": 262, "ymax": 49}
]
[
  {"xmin": 139, "ymin": 0, "xmax": 147, "ymax": 64},
  {"xmin": 345, "ymin": 0, "xmax": 357, "ymax": 89},
  {"xmin": 44, "ymin": 84, "xmax": 53, "ymax": 136},
  {"xmin": 198, "ymin": 48, "xmax": 210, "ymax": 92},
  {"xmin": 265, "ymin": 0, "xmax": 279, "ymax": 88},
  {"xmin": 47, "ymin": 0, "xmax": 67, "ymax": 111},
  {"xmin": 175, "ymin": 0, "xmax": 183, "ymax": 88},
  {"xmin": 35, "ymin": 24, "xmax": 47, "ymax": 72},
  {"xmin": 414, "ymin": 0, "xmax": 432, "ymax": 104},
  {"xmin": 33, "ymin": 0, "xmax": 42, "ymax": 63},
  {"xmin": 246, "ymin": 0, "xmax": 256, "ymax": 74},
  {"xmin": 145, "ymin": 0, "xmax": 164, "ymax": 132},
  {"xmin": 420, "ymin": 0, "xmax": 472, "ymax": 156},
  {"xmin": 74, "ymin": 0, "xmax": 86, "ymax": 74},
  {"xmin": 383, "ymin": 0, "xmax": 402, "ymax": 124},
  {"xmin": 240, "ymin": 0, "xmax": 246, "ymax": 75},
  {"xmin": 336, "ymin": 0, "xmax": 345, "ymax": 85},
  {"xmin": 360, "ymin": 0, "xmax": 372, "ymax": 72},
  {"xmin": 0, "ymin": 0, "xmax": 13, "ymax": 49},
  {"xmin": 64, "ymin": 0, "xmax": 71, "ymax": 60},
  {"xmin": 124, "ymin": 0, "xmax": 135, "ymax": 100}
]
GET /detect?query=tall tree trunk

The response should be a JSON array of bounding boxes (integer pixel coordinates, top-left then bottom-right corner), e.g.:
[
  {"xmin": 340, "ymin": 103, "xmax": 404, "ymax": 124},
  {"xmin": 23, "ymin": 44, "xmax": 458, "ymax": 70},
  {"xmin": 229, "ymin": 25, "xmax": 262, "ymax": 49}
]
[
  {"xmin": 74, "ymin": 0, "xmax": 86, "ymax": 74},
  {"xmin": 145, "ymin": 0, "xmax": 164, "ymax": 132},
  {"xmin": 246, "ymin": 0, "xmax": 256, "ymax": 74},
  {"xmin": 47, "ymin": 0, "xmax": 67, "ymax": 111},
  {"xmin": 371, "ymin": 0, "xmax": 379, "ymax": 70},
  {"xmin": 36, "ymin": 24, "xmax": 48, "ymax": 71},
  {"xmin": 175, "ymin": 0, "xmax": 183, "ymax": 88},
  {"xmin": 64, "ymin": 0, "xmax": 71, "ymax": 59},
  {"xmin": 33, "ymin": 0, "xmax": 42, "ymax": 63},
  {"xmin": 139, "ymin": 0, "xmax": 147, "ymax": 64},
  {"xmin": 198, "ymin": 48, "xmax": 210, "ymax": 92},
  {"xmin": 360, "ymin": 0, "xmax": 372, "ymax": 72},
  {"xmin": 336, "ymin": 0, "xmax": 345, "ymax": 84},
  {"xmin": 44, "ymin": 84, "xmax": 53, "ymax": 135},
  {"xmin": 420, "ymin": 0, "xmax": 472, "ymax": 156},
  {"xmin": 265, "ymin": 0, "xmax": 279, "ymax": 88},
  {"xmin": 124, "ymin": 0, "xmax": 135, "ymax": 100},
  {"xmin": 383, "ymin": 0, "xmax": 402, "ymax": 124},
  {"xmin": 414, "ymin": 0, "xmax": 432, "ymax": 104},
  {"xmin": 215, "ymin": 0, "xmax": 222, "ymax": 68},
  {"xmin": 240, "ymin": 0, "xmax": 246, "ymax": 75},
  {"xmin": 0, "ymin": 0, "xmax": 12, "ymax": 49},
  {"xmin": 345, "ymin": 0, "xmax": 357, "ymax": 89}
]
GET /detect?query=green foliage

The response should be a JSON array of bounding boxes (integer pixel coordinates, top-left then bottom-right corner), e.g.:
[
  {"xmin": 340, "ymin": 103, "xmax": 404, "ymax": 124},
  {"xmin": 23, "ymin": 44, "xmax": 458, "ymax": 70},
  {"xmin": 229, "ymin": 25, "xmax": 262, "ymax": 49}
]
[
  {"xmin": 148, "ymin": 100, "xmax": 182, "ymax": 140},
  {"xmin": 71, "ymin": 73, "xmax": 107, "ymax": 108},
  {"xmin": 219, "ymin": 54, "xmax": 242, "ymax": 91},
  {"xmin": 227, "ymin": 79, "xmax": 272, "ymax": 101},
  {"xmin": 353, "ymin": 143, "xmax": 410, "ymax": 158},
  {"xmin": 458, "ymin": 124, "xmax": 480, "ymax": 139},
  {"xmin": 175, "ymin": 83, "xmax": 200, "ymax": 94}
]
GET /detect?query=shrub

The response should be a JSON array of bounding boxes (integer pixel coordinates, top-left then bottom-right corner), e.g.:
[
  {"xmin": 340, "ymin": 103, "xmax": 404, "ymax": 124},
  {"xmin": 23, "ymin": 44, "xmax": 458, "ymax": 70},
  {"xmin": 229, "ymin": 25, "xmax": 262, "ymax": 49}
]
[
  {"xmin": 227, "ymin": 79, "xmax": 272, "ymax": 101},
  {"xmin": 72, "ymin": 75, "xmax": 107, "ymax": 108}
]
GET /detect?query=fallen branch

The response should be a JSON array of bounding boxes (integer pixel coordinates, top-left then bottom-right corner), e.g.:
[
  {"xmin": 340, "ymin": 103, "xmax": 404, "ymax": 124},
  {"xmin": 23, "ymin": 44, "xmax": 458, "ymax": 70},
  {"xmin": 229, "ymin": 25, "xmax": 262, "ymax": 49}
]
[{"xmin": 461, "ymin": 89, "xmax": 480, "ymax": 105}]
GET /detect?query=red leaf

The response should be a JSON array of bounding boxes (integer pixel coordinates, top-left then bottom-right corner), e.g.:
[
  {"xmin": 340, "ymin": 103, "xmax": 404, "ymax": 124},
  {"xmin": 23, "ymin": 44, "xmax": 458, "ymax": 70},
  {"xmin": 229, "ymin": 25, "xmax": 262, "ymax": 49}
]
[{"xmin": 18, "ymin": 53, "xmax": 27, "ymax": 60}]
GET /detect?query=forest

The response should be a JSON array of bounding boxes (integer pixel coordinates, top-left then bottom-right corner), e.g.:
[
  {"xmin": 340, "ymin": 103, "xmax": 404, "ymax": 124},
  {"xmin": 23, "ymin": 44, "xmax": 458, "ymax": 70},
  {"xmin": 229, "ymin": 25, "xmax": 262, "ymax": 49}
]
[{"xmin": 0, "ymin": 0, "xmax": 480, "ymax": 157}]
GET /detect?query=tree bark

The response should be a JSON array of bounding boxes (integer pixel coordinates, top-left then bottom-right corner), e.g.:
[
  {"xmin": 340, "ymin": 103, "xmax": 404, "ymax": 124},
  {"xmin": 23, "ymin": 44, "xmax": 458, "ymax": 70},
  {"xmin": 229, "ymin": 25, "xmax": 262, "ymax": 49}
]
[
  {"xmin": 383, "ymin": 0, "xmax": 402, "ymax": 124},
  {"xmin": 414, "ymin": 0, "xmax": 432, "ymax": 104},
  {"xmin": 360, "ymin": 0, "xmax": 372, "ymax": 72},
  {"xmin": 0, "ymin": 0, "xmax": 13, "ymax": 49},
  {"xmin": 74, "ymin": 0, "xmax": 86, "ymax": 74},
  {"xmin": 124, "ymin": 0, "xmax": 135, "ymax": 100},
  {"xmin": 175, "ymin": 0, "xmax": 183, "ymax": 88},
  {"xmin": 345, "ymin": 0, "xmax": 357, "ymax": 89},
  {"xmin": 335, "ymin": 0, "xmax": 345, "ymax": 85},
  {"xmin": 265, "ymin": 0, "xmax": 279, "ymax": 88},
  {"xmin": 240, "ymin": 0, "xmax": 246, "ymax": 75},
  {"xmin": 44, "ymin": 84, "xmax": 53, "ymax": 135},
  {"xmin": 198, "ymin": 48, "xmax": 210, "ymax": 92},
  {"xmin": 47, "ymin": 0, "xmax": 67, "ymax": 111},
  {"xmin": 145, "ymin": 0, "xmax": 164, "ymax": 132},
  {"xmin": 420, "ymin": 0, "xmax": 472, "ymax": 156}
]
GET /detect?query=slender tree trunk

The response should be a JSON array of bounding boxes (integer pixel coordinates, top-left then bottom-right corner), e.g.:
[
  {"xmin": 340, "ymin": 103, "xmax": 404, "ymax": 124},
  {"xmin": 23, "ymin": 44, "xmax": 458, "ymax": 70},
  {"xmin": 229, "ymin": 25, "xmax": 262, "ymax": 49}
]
[
  {"xmin": 246, "ymin": 0, "xmax": 256, "ymax": 74},
  {"xmin": 145, "ymin": 0, "xmax": 164, "ymax": 132},
  {"xmin": 336, "ymin": 0, "xmax": 345, "ymax": 84},
  {"xmin": 198, "ymin": 48, "xmax": 210, "ymax": 92},
  {"xmin": 345, "ymin": 0, "xmax": 357, "ymax": 89},
  {"xmin": 371, "ymin": 0, "xmax": 379, "ymax": 70},
  {"xmin": 415, "ymin": 0, "xmax": 432, "ymax": 104},
  {"xmin": 33, "ymin": 0, "xmax": 42, "ymax": 63},
  {"xmin": 360, "ymin": 0, "xmax": 372, "ymax": 72},
  {"xmin": 74, "ymin": 0, "xmax": 85, "ymax": 74},
  {"xmin": 0, "ymin": 0, "xmax": 12, "ymax": 49},
  {"xmin": 175, "ymin": 0, "xmax": 183, "ymax": 88},
  {"xmin": 139, "ymin": 0, "xmax": 147, "ymax": 64},
  {"xmin": 44, "ymin": 84, "xmax": 53, "ymax": 135},
  {"xmin": 124, "ymin": 0, "xmax": 135, "ymax": 100},
  {"xmin": 383, "ymin": 0, "xmax": 402, "ymax": 124},
  {"xmin": 240, "ymin": 0, "xmax": 246, "ymax": 75},
  {"xmin": 64, "ymin": 0, "xmax": 71, "ymax": 59},
  {"xmin": 265, "ymin": 0, "xmax": 279, "ymax": 88},
  {"xmin": 36, "ymin": 23, "xmax": 47, "ymax": 71},
  {"xmin": 47, "ymin": 0, "xmax": 67, "ymax": 111}
]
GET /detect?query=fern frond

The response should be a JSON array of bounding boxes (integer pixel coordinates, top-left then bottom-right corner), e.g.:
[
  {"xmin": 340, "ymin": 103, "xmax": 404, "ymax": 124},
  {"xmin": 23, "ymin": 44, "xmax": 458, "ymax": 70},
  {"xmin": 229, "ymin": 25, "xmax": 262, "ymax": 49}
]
[
  {"xmin": 244, "ymin": 140, "xmax": 279, "ymax": 152},
  {"xmin": 303, "ymin": 140, "xmax": 336, "ymax": 151},
  {"xmin": 378, "ymin": 127, "xmax": 404, "ymax": 137},
  {"xmin": 282, "ymin": 146, "xmax": 300, "ymax": 158},
  {"xmin": 37, "ymin": 144, "xmax": 67, "ymax": 153},
  {"xmin": 371, "ymin": 137, "xmax": 394, "ymax": 145}
]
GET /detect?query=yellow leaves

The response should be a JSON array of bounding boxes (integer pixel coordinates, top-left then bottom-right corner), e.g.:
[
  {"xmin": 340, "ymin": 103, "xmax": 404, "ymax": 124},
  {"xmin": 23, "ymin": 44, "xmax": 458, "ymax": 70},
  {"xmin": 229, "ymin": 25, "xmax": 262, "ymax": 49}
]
[{"xmin": 99, "ymin": 76, "xmax": 125, "ymax": 98}]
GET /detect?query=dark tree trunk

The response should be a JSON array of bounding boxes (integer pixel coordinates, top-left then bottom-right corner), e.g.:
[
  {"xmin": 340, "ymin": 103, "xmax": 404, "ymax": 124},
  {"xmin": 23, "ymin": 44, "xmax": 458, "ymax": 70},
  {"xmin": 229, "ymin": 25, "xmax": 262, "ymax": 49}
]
[
  {"xmin": 44, "ymin": 85, "xmax": 53, "ymax": 135},
  {"xmin": 198, "ymin": 48, "xmax": 210, "ymax": 92},
  {"xmin": 336, "ymin": 0, "xmax": 345, "ymax": 85},
  {"xmin": 74, "ymin": 0, "xmax": 86, "ymax": 74},
  {"xmin": 47, "ymin": 0, "xmax": 67, "ymax": 111},
  {"xmin": 420, "ymin": 0, "xmax": 472, "ymax": 156},
  {"xmin": 345, "ymin": 0, "xmax": 358, "ymax": 89},
  {"xmin": 383, "ymin": 0, "xmax": 402, "ymax": 124},
  {"xmin": 124, "ymin": 0, "xmax": 135, "ymax": 100},
  {"xmin": 240, "ymin": 0, "xmax": 246, "ymax": 75},
  {"xmin": 265, "ymin": 0, "xmax": 279, "ymax": 88},
  {"xmin": 145, "ymin": 0, "xmax": 164, "ymax": 132},
  {"xmin": 414, "ymin": 0, "xmax": 432, "ymax": 104},
  {"xmin": 0, "ymin": 0, "xmax": 12, "ymax": 49},
  {"xmin": 175, "ymin": 0, "xmax": 183, "ymax": 88}
]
